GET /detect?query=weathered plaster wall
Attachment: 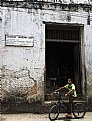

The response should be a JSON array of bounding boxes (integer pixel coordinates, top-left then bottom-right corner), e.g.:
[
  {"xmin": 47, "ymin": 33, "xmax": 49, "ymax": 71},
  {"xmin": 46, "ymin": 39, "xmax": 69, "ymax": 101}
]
[
  {"xmin": 84, "ymin": 24, "xmax": 92, "ymax": 103},
  {"xmin": 1, "ymin": 6, "xmax": 92, "ymax": 106},
  {"xmin": 1, "ymin": 8, "xmax": 45, "ymax": 103},
  {"xmin": 0, "ymin": 6, "xmax": 2, "ymax": 99}
]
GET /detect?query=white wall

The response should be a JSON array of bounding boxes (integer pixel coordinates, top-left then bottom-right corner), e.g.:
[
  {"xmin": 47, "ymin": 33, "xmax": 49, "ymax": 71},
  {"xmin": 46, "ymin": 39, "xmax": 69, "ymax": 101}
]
[{"xmin": 1, "ymin": 6, "xmax": 92, "ymax": 102}]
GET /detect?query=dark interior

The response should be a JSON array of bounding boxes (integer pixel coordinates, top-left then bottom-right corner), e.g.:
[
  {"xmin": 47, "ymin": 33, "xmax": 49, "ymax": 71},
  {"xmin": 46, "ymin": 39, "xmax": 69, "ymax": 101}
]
[
  {"xmin": 46, "ymin": 42, "xmax": 74, "ymax": 87},
  {"xmin": 45, "ymin": 24, "xmax": 81, "ymax": 100}
]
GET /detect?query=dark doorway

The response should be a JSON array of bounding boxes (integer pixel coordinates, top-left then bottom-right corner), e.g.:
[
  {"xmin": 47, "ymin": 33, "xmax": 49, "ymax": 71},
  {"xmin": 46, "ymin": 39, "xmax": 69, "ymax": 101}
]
[{"xmin": 45, "ymin": 24, "xmax": 81, "ymax": 100}]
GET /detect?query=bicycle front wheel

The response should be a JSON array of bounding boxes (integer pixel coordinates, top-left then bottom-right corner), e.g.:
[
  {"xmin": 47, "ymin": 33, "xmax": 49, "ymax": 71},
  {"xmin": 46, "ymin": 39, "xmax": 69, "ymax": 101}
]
[
  {"xmin": 73, "ymin": 103, "xmax": 86, "ymax": 118},
  {"xmin": 49, "ymin": 104, "xmax": 60, "ymax": 120}
]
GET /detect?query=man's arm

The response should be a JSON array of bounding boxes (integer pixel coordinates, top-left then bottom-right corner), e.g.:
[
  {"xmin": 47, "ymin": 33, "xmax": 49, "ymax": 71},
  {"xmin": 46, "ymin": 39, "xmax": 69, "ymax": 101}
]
[
  {"xmin": 65, "ymin": 89, "xmax": 74, "ymax": 96},
  {"xmin": 55, "ymin": 86, "xmax": 65, "ymax": 92}
]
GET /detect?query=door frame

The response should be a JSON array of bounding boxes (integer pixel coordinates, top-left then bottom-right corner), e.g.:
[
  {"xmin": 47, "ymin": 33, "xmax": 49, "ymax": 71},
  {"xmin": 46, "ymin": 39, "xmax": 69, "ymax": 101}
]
[{"xmin": 44, "ymin": 23, "xmax": 86, "ymax": 99}]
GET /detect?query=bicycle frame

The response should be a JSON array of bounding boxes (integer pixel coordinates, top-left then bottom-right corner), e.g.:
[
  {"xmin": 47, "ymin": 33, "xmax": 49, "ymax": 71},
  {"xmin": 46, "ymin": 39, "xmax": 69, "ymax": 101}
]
[
  {"xmin": 49, "ymin": 91, "xmax": 86, "ymax": 120},
  {"xmin": 55, "ymin": 92, "xmax": 68, "ymax": 112}
]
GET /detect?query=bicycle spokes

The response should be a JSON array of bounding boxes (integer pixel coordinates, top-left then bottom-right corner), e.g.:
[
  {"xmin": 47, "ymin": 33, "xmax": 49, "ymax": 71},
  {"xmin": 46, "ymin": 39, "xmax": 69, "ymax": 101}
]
[
  {"xmin": 73, "ymin": 103, "xmax": 86, "ymax": 118},
  {"xmin": 49, "ymin": 105, "xmax": 59, "ymax": 120}
]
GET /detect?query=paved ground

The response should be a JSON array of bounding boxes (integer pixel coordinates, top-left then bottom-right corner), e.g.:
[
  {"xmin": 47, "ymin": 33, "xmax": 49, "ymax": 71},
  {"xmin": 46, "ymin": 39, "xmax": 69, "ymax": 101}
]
[{"xmin": 1, "ymin": 112, "xmax": 92, "ymax": 121}]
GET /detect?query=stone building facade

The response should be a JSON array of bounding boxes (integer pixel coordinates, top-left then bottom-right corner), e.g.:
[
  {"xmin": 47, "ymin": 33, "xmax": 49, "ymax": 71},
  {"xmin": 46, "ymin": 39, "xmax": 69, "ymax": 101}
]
[{"xmin": 0, "ymin": 0, "xmax": 92, "ymax": 111}]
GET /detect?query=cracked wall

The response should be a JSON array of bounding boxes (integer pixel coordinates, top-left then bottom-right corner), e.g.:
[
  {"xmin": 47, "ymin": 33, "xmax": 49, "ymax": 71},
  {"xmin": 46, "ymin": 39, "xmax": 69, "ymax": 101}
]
[
  {"xmin": 0, "ymin": 6, "xmax": 2, "ymax": 100},
  {"xmin": 1, "ymin": 8, "xmax": 45, "ymax": 103},
  {"xmin": 84, "ymin": 25, "xmax": 92, "ymax": 105},
  {"xmin": 0, "ymin": 6, "xmax": 92, "ymax": 106},
  {"xmin": 1, "ymin": 67, "xmax": 37, "ymax": 103}
]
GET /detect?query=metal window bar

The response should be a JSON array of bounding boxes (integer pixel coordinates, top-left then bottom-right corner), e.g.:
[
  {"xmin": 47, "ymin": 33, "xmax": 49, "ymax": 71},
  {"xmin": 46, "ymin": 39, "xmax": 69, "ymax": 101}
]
[{"xmin": 46, "ymin": 28, "xmax": 80, "ymax": 41}]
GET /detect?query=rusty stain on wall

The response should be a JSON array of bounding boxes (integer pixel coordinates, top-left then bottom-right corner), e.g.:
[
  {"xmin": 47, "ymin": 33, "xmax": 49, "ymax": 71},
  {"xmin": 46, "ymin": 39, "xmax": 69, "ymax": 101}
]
[
  {"xmin": 26, "ymin": 82, "xmax": 37, "ymax": 102},
  {"xmin": 1, "ymin": 66, "xmax": 37, "ymax": 103}
]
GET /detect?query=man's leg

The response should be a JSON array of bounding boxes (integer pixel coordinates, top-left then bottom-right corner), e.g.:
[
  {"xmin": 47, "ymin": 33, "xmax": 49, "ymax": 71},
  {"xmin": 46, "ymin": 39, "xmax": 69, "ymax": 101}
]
[{"xmin": 66, "ymin": 96, "xmax": 74, "ymax": 117}]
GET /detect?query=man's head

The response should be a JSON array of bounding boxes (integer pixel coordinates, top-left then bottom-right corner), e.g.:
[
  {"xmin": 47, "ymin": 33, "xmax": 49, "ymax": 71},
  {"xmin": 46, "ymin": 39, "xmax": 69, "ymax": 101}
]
[{"xmin": 68, "ymin": 78, "xmax": 73, "ymax": 84}]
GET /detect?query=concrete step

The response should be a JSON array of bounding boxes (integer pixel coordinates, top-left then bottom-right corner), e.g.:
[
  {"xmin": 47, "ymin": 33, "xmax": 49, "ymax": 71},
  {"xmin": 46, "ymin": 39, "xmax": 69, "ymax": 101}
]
[
  {"xmin": 43, "ymin": 99, "xmax": 87, "ymax": 113},
  {"xmin": 45, "ymin": 93, "xmax": 86, "ymax": 101}
]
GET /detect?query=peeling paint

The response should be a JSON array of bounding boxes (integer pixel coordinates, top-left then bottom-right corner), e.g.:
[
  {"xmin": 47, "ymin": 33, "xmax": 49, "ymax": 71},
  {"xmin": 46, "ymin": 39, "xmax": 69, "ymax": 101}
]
[
  {"xmin": 1, "ymin": 67, "xmax": 37, "ymax": 102},
  {"xmin": 0, "ymin": 5, "xmax": 92, "ymax": 109}
]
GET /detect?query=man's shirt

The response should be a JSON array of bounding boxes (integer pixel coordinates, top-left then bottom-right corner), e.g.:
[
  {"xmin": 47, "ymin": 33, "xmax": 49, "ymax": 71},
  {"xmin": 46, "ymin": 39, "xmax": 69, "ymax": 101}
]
[{"xmin": 64, "ymin": 84, "xmax": 77, "ymax": 97}]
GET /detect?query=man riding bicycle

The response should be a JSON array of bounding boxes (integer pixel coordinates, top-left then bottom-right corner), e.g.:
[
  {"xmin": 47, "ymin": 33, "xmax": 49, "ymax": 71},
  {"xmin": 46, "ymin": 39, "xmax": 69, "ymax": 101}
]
[{"xmin": 55, "ymin": 78, "xmax": 77, "ymax": 118}]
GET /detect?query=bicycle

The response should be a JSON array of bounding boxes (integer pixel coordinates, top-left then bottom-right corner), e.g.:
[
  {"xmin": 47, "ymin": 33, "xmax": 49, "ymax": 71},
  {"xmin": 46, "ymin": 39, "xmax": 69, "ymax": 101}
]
[{"xmin": 49, "ymin": 91, "xmax": 86, "ymax": 120}]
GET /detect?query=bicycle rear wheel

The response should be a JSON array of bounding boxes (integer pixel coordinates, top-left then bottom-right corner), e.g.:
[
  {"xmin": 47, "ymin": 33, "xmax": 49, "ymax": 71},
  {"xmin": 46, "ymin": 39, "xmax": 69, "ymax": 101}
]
[
  {"xmin": 73, "ymin": 103, "xmax": 86, "ymax": 118},
  {"xmin": 49, "ymin": 104, "xmax": 59, "ymax": 120}
]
